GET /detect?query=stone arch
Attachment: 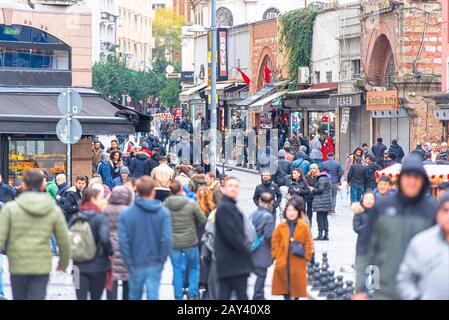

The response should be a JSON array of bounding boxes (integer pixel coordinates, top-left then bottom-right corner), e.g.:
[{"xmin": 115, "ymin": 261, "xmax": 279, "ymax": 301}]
[
  {"xmin": 255, "ymin": 46, "xmax": 276, "ymax": 90},
  {"xmin": 365, "ymin": 22, "xmax": 398, "ymax": 85}
]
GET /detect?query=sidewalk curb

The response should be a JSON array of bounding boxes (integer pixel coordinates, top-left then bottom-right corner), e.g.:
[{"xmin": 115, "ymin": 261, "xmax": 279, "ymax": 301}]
[{"xmin": 224, "ymin": 165, "xmax": 259, "ymax": 175}]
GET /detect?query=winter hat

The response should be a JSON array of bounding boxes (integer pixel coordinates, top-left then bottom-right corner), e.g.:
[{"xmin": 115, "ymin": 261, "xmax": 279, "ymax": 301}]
[
  {"xmin": 278, "ymin": 150, "xmax": 286, "ymax": 158},
  {"xmin": 141, "ymin": 142, "xmax": 149, "ymax": 149},
  {"xmin": 299, "ymin": 145, "xmax": 307, "ymax": 153},
  {"xmin": 120, "ymin": 166, "xmax": 130, "ymax": 175},
  {"xmin": 284, "ymin": 141, "xmax": 291, "ymax": 148},
  {"xmin": 310, "ymin": 163, "xmax": 319, "ymax": 171}
]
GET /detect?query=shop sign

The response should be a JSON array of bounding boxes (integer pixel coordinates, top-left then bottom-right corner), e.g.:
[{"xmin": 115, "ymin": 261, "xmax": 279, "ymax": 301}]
[
  {"xmin": 152, "ymin": 113, "xmax": 174, "ymax": 120},
  {"xmin": 340, "ymin": 107, "xmax": 350, "ymax": 134},
  {"xmin": 366, "ymin": 90, "xmax": 398, "ymax": 111},
  {"xmin": 330, "ymin": 93, "xmax": 362, "ymax": 108},
  {"xmin": 363, "ymin": 0, "xmax": 393, "ymax": 15},
  {"xmin": 218, "ymin": 30, "xmax": 228, "ymax": 79},
  {"xmin": 181, "ymin": 71, "xmax": 194, "ymax": 84},
  {"xmin": 174, "ymin": 108, "xmax": 182, "ymax": 120}
]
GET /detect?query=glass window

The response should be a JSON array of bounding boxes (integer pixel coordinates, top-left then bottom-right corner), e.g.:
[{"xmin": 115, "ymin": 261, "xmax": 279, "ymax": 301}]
[
  {"xmin": 0, "ymin": 25, "xmax": 64, "ymax": 44},
  {"xmin": 8, "ymin": 140, "xmax": 67, "ymax": 187},
  {"xmin": 309, "ymin": 112, "xmax": 336, "ymax": 140},
  {"xmin": 0, "ymin": 47, "xmax": 69, "ymax": 70}
]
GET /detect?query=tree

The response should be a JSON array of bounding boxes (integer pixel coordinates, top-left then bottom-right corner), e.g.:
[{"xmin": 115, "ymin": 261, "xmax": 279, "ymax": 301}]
[{"xmin": 153, "ymin": 8, "xmax": 184, "ymax": 63}]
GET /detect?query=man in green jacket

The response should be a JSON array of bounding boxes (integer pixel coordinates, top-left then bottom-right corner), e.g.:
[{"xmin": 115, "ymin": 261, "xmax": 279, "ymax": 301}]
[
  {"xmin": 0, "ymin": 169, "xmax": 70, "ymax": 300},
  {"xmin": 163, "ymin": 179, "xmax": 206, "ymax": 300}
]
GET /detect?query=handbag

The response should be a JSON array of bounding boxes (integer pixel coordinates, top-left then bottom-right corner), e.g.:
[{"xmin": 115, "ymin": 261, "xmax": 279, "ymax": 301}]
[{"xmin": 290, "ymin": 238, "xmax": 305, "ymax": 258}]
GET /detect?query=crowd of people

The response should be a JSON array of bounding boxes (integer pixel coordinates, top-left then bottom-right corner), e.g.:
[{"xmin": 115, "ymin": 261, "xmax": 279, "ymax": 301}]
[{"xmin": 1, "ymin": 128, "xmax": 449, "ymax": 300}]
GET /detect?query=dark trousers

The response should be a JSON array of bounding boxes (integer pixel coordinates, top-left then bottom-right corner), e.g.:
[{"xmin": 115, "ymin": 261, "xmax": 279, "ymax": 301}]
[
  {"xmin": 76, "ymin": 272, "xmax": 106, "ymax": 300},
  {"xmin": 106, "ymin": 280, "xmax": 129, "ymax": 300},
  {"xmin": 219, "ymin": 274, "xmax": 249, "ymax": 300},
  {"xmin": 10, "ymin": 274, "xmax": 49, "ymax": 300},
  {"xmin": 316, "ymin": 211, "xmax": 329, "ymax": 233},
  {"xmin": 155, "ymin": 189, "xmax": 170, "ymax": 202},
  {"xmin": 253, "ymin": 267, "xmax": 268, "ymax": 300},
  {"xmin": 306, "ymin": 200, "xmax": 313, "ymax": 227}
]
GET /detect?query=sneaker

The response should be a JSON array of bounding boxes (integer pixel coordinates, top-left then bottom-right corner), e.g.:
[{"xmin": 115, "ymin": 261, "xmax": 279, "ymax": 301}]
[
  {"xmin": 322, "ymin": 236, "xmax": 329, "ymax": 241},
  {"xmin": 248, "ymin": 164, "xmax": 254, "ymax": 170}
]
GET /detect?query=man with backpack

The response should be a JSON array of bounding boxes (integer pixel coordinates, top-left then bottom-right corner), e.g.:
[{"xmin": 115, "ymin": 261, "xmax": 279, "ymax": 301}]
[
  {"xmin": 119, "ymin": 176, "xmax": 173, "ymax": 300},
  {"xmin": 250, "ymin": 192, "xmax": 275, "ymax": 300},
  {"xmin": 0, "ymin": 170, "xmax": 70, "ymax": 300},
  {"xmin": 163, "ymin": 180, "xmax": 207, "ymax": 300}
]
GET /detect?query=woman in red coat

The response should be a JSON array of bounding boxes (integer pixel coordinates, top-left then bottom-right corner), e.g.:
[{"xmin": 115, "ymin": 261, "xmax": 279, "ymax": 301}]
[
  {"xmin": 321, "ymin": 137, "xmax": 335, "ymax": 162},
  {"xmin": 272, "ymin": 196, "xmax": 314, "ymax": 299}
]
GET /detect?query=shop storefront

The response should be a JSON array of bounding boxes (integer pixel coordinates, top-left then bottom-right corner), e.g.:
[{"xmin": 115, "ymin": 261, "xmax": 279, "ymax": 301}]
[
  {"xmin": 366, "ymin": 90, "xmax": 410, "ymax": 154},
  {"xmin": 224, "ymin": 85, "xmax": 249, "ymax": 130},
  {"xmin": 0, "ymin": 87, "xmax": 145, "ymax": 185},
  {"xmin": 329, "ymin": 92, "xmax": 368, "ymax": 161},
  {"xmin": 179, "ymin": 83, "xmax": 207, "ymax": 121},
  {"xmin": 249, "ymin": 90, "xmax": 287, "ymax": 131}
]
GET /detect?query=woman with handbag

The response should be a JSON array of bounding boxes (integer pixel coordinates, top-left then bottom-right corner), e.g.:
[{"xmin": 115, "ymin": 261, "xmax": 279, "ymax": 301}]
[{"xmin": 272, "ymin": 196, "xmax": 314, "ymax": 300}]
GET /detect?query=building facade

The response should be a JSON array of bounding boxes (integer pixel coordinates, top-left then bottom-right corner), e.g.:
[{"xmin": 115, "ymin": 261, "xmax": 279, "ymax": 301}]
[
  {"xmin": 116, "ymin": 0, "xmax": 154, "ymax": 71},
  {"xmin": 360, "ymin": 0, "xmax": 442, "ymax": 152},
  {"xmin": 88, "ymin": 0, "xmax": 118, "ymax": 64}
]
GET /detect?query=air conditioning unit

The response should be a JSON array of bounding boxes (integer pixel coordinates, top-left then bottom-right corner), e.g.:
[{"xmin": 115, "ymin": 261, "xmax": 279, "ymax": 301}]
[{"xmin": 298, "ymin": 67, "xmax": 310, "ymax": 85}]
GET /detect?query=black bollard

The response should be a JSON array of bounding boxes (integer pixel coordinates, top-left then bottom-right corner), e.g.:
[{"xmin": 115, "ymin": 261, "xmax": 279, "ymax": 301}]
[
  {"xmin": 307, "ymin": 263, "xmax": 314, "ymax": 282},
  {"xmin": 326, "ymin": 282, "xmax": 336, "ymax": 300},
  {"xmin": 335, "ymin": 287, "xmax": 345, "ymax": 300},
  {"xmin": 321, "ymin": 252, "xmax": 329, "ymax": 268},
  {"xmin": 311, "ymin": 263, "xmax": 321, "ymax": 291},
  {"xmin": 344, "ymin": 280, "xmax": 355, "ymax": 300},
  {"xmin": 317, "ymin": 265, "xmax": 329, "ymax": 297}
]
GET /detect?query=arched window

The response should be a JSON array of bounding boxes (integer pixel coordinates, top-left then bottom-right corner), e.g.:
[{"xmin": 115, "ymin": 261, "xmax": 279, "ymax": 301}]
[
  {"xmin": 263, "ymin": 7, "xmax": 280, "ymax": 20},
  {"xmin": 216, "ymin": 7, "xmax": 233, "ymax": 27},
  {"xmin": 0, "ymin": 24, "xmax": 70, "ymax": 70}
]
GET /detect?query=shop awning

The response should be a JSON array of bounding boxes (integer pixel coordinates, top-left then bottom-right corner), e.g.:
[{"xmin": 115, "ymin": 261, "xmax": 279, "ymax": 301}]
[
  {"xmin": 248, "ymin": 90, "xmax": 287, "ymax": 112},
  {"xmin": 0, "ymin": 87, "xmax": 139, "ymax": 135},
  {"xmin": 236, "ymin": 86, "xmax": 276, "ymax": 109},
  {"xmin": 285, "ymin": 88, "xmax": 336, "ymax": 98},
  {"xmin": 179, "ymin": 83, "xmax": 207, "ymax": 101},
  {"xmin": 205, "ymin": 82, "xmax": 243, "ymax": 95}
]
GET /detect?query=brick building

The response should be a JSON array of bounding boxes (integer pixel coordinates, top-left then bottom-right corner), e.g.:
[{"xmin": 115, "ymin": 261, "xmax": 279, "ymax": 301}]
[{"xmin": 360, "ymin": 0, "xmax": 442, "ymax": 151}]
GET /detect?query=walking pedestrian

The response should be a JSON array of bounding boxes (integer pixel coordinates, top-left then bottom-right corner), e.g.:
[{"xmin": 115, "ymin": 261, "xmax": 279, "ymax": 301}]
[
  {"xmin": 396, "ymin": 194, "xmax": 449, "ymax": 300},
  {"xmin": 309, "ymin": 165, "xmax": 332, "ymax": 241},
  {"xmin": 70, "ymin": 187, "xmax": 113, "ymax": 300},
  {"xmin": 288, "ymin": 169, "xmax": 313, "ymax": 226},
  {"xmin": 107, "ymin": 139, "xmax": 119, "ymax": 154},
  {"xmin": 188, "ymin": 167, "xmax": 206, "ymax": 193},
  {"xmin": 196, "ymin": 186, "xmax": 216, "ymax": 298},
  {"xmin": 411, "ymin": 143, "xmax": 425, "ymax": 161},
  {"xmin": 352, "ymin": 192, "xmax": 376, "ymax": 288},
  {"xmin": 98, "ymin": 152, "xmax": 113, "ymax": 189},
  {"xmin": 365, "ymin": 155, "xmax": 382, "ymax": 191},
  {"xmin": 257, "ymin": 146, "xmax": 277, "ymax": 175},
  {"xmin": 344, "ymin": 147, "xmax": 363, "ymax": 180},
  {"xmin": 129, "ymin": 147, "xmax": 151, "ymax": 179},
  {"xmin": 371, "ymin": 138, "xmax": 387, "ymax": 164},
  {"xmin": 373, "ymin": 176, "xmax": 395, "ymax": 198},
  {"xmin": 388, "ymin": 139, "xmax": 405, "ymax": 163},
  {"xmin": 63, "ymin": 176, "xmax": 88, "ymax": 223},
  {"xmin": 112, "ymin": 166, "xmax": 130, "ymax": 189},
  {"xmin": 0, "ymin": 170, "xmax": 70, "ymax": 300},
  {"xmin": 104, "ymin": 186, "xmax": 134, "ymax": 300},
  {"xmin": 151, "ymin": 156, "xmax": 175, "ymax": 202},
  {"xmin": 163, "ymin": 180, "xmax": 207, "ymax": 300},
  {"xmin": 201, "ymin": 204, "xmax": 219, "ymax": 300},
  {"xmin": 322, "ymin": 152, "xmax": 343, "ymax": 214},
  {"xmin": 0, "ymin": 248, "xmax": 4, "ymax": 300},
  {"xmin": 348, "ymin": 157, "xmax": 368, "ymax": 204},
  {"xmin": 283, "ymin": 142, "xmax": 294, "ymax": 162},
  {"xmin": 439, "ymin": 142, "xmax": 449, "ymax": 161},
  {"xmin": 253, "ymin": 171, "xmax": 282, "ymax": 216},
  {"xmin": 288, "ymin": 132, "xmax": 301, "ymax": 156},
  {"xmin": 92, "ymin": 140, "xmax": 102, "ymax": 177},
  {"xmin": 291, "ymin": 145, "xmax": 311, "ymax": 176},
  {"xmin": 272, "ymin": 196, "xmax": 313, "ymax": 300},
  {"xmin": 274, "ymin": 150, "xmax": 292, "ymax": 187},
  {"xmin": 250, "ymin": 193, "xmax": 275, "ymax": 300},
  {"xmin": 215, "ymin": 177, "xmax": 253, "ymax": 300},
  {"xmin": 310, "ymin": 134, "xmax": 323, "ymax": 166},
  {"xmin": 176, "ymin": 165, "xmax": 192, "ymax": 187},
  {"xmin": 55, "ymin": 173, "xmax": 69, "ymax": 204},
  {"xmin": 118, "ymin": 176, "xmax": 173, "ymax": 300},
  {"xmin": 109, "ymin": 150, "xmax": 123, "ymax": 180},
  {"xmin": 0, "ymin": 174, "xmax": 16, "ymax": 204},
  {"xmin": 354, "ymin": 156, "xmax": 437, "ymax": 300},
  {"xmin": 205, "ymin": 173, "xmax": 222, "ymax": 206}
]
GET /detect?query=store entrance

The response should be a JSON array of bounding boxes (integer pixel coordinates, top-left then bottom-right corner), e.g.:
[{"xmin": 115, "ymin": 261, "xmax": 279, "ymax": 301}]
[{"xmin": 308, "ymin": 111, "xmax": 336, "ymax": 141}]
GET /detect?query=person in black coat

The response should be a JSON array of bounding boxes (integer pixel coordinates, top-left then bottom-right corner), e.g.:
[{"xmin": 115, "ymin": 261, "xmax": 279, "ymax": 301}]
[
  {"xmin": 215, "ymin": 177, "xmax": 253, "ymax": 300},
  {"xmin": 347, "ymin": 157, "xmax": 369, "ymax": 203},
  {"xmin": 274, "ymin": 150, "xmax": 292, "ymax": 187},
  {"xmin": 371, "ymin": 137, "xmax": 387, "ymax": 164},
  {"xmin": 388, "ymin": 139, "xmax": 405, "ymax": 163},
  {"xmin": 253, "ymin": 171, "xmax": 282, "ymax": 215},
  {"xmin": 69, "ymin": 187, "xmax": 113, "ymax": 300},
  {"xmin": 63, "ymin": 176, "xmax": 87, "ymax": 223},
  {"xmin": 288, "ymin": 169, "xmax": 313, "ymax": 226},
  {"xmin": 365, "ymin": 155, "xmax": 382, "ymax": 190},
  {"xmin": 410, "ymin": 144, "xmax": 425, "ymax": 161}
]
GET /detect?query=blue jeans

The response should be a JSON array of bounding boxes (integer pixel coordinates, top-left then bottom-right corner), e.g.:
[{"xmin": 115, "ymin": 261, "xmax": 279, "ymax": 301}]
[
  {"xmin": 128, "ymin": 265, "xmax": 162, "ymax": 300},
  {"xmin": 170, "ymin": 246, "xmax": 200, "ymax": 300},
  {"xmin": 350, "ymin": 185, "xmax": 365, "ymax": 203},
  {"xmin": 0, "ymin": 254, "xmax": 4, "ymax": 298}
]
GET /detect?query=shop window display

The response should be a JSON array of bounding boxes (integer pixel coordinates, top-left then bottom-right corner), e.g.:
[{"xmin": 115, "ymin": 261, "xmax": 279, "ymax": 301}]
[
  {"xmin": 308, "ymin": 112, "xmax": 336, "ymax": 140},
  {"xmin": 8, "ymin": 140, "xmax": 66, "ymax": 186}
]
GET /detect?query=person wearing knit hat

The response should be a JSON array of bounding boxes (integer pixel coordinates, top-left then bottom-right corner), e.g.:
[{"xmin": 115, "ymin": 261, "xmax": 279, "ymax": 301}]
[
  {"xmin": 112, "ymin": 166, "xmax": 131, "ymax": 188},
  {"xmin": 274, "ymin": 150, "xmax": 291, "ymax": 187}
]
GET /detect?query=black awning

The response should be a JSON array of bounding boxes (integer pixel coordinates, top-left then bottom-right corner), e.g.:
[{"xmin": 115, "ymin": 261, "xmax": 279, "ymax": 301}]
[{"xmin": 0, "ymin": 88, "xmax": 137, "ymax": 135}]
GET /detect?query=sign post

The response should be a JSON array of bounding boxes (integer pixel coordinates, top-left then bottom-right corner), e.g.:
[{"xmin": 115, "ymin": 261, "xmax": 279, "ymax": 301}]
[{"xmin": 57, "ymin": 89, "xmax": 83, "ymax": 184}]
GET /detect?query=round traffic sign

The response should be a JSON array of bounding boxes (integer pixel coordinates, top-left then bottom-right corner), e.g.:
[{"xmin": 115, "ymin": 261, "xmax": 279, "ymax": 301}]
[
  {"xmin": 166, "ymin": 65, "xmax": 174, "ymax": 73},
  {"xmin": 56, "ymin": 118, "xmax": 83, "ymax": 145},
  {"xmin": 57, "ymin": 89, "xmax": 83, "ymax": 115}
]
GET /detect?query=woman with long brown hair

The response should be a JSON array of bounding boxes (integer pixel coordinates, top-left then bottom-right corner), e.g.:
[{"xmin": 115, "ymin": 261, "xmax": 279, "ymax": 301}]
[{"xmin": 196, "ymin": 186, "xmax": 216, "ymax": 299}]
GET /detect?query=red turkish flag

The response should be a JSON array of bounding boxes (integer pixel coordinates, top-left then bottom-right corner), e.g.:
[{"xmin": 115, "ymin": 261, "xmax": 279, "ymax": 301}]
[
  {"xmin": 264, "ymin": 64, "xmax": 272, "ymax": 84},
  {"xmin": 236, "ymin": 68, "xmax": 251, "ymax": 86}
]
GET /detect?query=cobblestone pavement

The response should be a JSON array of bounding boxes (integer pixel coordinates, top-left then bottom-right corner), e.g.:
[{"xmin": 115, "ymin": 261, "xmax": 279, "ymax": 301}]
[{"xmin": 1, "ymin": 169, "xmax": 356, "ymax": 300}]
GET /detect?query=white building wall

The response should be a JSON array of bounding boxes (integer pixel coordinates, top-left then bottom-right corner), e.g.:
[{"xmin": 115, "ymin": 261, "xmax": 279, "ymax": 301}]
[
  {"xmin": 193, "ymin": 33, "xmax": 208, "ymax": 84},
  {"xmin": 310, "ymin": 8, "xmax": 340, "ymax": 84}
]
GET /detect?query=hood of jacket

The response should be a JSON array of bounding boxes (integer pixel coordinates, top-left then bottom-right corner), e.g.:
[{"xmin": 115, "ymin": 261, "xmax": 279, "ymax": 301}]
[
  {"xmin": 57, "ymin": 182, "xmax": 67, "ymax": 191},
  {"xmin": 135, "ymin": 198, "xmax": 163, "ymax": 213},
  {"xmin": 191, "ymin": 174, "xmax": 205, "ymax": 184},
  {"xmin": 16, "ymin": 192, "xmax": 57, "ymax": 217},
  {"xmin": 109, "ymin": 186, "xmax": 134, "ymax": 205},
  {"xmin": 135, "ymin": 152, "xmax": 149, "ymax": 160},
  {"xmin": 397, "ymin": 155, "xmax": 430, "ymax": 203},
  {"xmin": 164, "ymin": 195, "xmax": 191, "ymax": 211}
]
